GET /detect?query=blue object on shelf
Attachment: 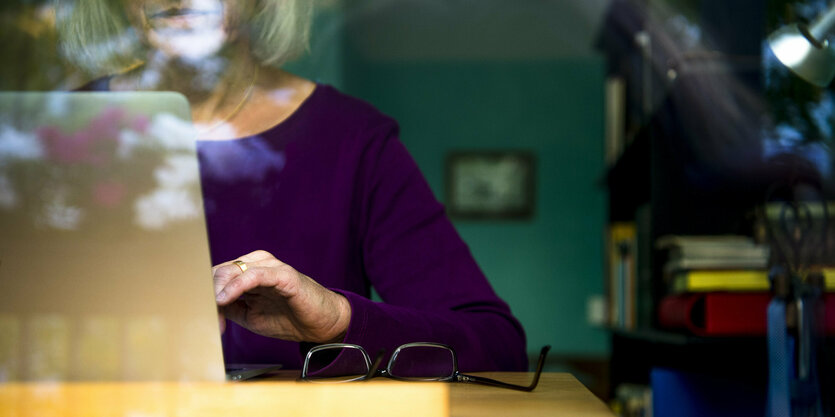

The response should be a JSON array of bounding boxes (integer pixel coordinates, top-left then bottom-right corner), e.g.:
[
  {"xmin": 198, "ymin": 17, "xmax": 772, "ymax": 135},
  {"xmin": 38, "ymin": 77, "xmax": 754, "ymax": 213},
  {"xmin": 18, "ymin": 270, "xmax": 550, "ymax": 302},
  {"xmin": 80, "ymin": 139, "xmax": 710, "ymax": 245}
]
[
  {"xmin": 767, "ymin": 297, "xmax": 790, "ymax": 417},
  {"xmin": 651, "ymin": 367, "xmax": 765, "ymax": 417}
]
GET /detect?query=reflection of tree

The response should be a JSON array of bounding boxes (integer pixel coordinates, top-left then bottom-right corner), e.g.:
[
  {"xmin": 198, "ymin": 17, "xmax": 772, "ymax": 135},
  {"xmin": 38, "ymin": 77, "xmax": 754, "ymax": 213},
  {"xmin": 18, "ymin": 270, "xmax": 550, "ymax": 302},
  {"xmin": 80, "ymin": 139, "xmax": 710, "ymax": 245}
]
[
  {"xmin": 0, "ymin": 103, "xmax": 202, "ymax": 231},
  {"xmin": 1, "ymin": 106, "xmax": 155, "ymax": 229},
  {"xmin": 598, "ymin": 0, "xmax": 834, "ymax": 190},
  {"xmin": 0, "ymin": 1, "xmax": 80, "ymax": 90}
]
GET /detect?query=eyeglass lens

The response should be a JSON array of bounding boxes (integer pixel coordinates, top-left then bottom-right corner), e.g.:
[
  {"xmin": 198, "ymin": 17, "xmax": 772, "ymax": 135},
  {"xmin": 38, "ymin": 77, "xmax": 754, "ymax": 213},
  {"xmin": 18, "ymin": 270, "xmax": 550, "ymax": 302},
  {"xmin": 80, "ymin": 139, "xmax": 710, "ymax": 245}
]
[
  {"xmin": 305, "ymin": 346, "xmax": 370, "ymax": 382},
  {"xmin": 388, "ymin": 345, "xmax": 455, "ymax": 380},
  {"xmin": 305, "ymin": 344, "xmax": 456, "ymax": 381}
]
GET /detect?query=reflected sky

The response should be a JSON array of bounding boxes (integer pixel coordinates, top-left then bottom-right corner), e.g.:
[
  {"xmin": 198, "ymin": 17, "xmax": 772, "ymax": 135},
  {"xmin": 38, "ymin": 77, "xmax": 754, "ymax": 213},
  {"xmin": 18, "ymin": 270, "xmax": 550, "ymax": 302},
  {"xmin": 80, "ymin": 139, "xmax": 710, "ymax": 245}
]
[{"xmin": 198, "ymin": 135, "xmax": 286, "ymax": 183}]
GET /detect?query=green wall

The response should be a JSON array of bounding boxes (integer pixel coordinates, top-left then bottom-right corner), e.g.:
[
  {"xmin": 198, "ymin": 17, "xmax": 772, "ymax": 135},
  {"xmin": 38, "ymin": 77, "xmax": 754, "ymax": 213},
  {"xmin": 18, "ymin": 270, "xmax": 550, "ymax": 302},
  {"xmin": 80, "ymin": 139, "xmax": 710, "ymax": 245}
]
[
  {"xmin": 289, "ymin": 2, "xmax": 611, "ymax": 357},
  {"xmin": 342, "ymin": 59, "xmax": 609, "ymax": 356},
  {"xmin": 284, "ymin": 7, "xmax": 346, "ymax": 88}
]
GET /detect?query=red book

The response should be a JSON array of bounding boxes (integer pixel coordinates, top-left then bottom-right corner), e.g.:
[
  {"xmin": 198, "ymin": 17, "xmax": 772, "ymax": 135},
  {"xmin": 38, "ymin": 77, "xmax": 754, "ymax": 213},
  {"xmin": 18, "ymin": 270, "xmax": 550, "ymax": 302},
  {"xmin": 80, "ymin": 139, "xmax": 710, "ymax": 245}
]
[{"xmin": 658, "ymin": 293, "xmax": 835, "ymax": 336}]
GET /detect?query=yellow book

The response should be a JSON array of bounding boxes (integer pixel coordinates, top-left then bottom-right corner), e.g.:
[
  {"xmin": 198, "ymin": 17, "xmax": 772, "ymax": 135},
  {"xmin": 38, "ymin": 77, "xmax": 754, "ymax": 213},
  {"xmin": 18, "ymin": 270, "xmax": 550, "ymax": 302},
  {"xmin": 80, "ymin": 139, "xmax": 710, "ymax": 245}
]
[{"xmin": 672, "ymin": 269, "xmax": 835, "ymax": 293}]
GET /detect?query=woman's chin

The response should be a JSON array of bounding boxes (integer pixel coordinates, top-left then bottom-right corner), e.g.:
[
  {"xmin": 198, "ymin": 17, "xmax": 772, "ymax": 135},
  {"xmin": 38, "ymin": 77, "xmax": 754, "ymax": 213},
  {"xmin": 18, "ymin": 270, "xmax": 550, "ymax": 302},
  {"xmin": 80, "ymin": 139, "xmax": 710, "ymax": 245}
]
[{"xmin": 148, "ymin": 28, "xmax": 228, "ymax": 61}]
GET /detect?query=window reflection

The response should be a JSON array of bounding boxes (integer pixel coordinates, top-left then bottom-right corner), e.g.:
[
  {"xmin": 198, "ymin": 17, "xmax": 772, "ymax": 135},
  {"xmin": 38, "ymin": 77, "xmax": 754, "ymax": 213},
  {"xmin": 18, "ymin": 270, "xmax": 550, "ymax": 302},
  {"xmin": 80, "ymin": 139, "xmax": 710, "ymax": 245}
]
[
  {"xmin": 1, "ymin": 1, "xmax": 78, "ymax": 90},
  {"xmin": 0, "ymin": 93, "xmax": 201, "ymax": 231},
  {"xmin": 764, "ymin": 0, "xmax": 835, "ymax": 185},
  {"xmin": 0, "ymin": 315, "xmax": 21, "ymax": 381},
  {"xmin": 0, "ymin": 0, "xmax": 833, "ymax": 396},
  {"xmin": 0, "ymin": 314, "xmax": 225, "ymax": 382}
]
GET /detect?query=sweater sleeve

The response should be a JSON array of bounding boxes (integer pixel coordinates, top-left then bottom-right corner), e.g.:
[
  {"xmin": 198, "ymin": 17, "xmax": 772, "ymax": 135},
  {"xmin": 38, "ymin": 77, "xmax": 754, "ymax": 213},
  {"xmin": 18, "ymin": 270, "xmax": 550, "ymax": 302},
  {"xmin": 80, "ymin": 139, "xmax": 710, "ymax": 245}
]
[{"xmin": 337, "ymin": 121, "xmax": 528, "ymax": 372}]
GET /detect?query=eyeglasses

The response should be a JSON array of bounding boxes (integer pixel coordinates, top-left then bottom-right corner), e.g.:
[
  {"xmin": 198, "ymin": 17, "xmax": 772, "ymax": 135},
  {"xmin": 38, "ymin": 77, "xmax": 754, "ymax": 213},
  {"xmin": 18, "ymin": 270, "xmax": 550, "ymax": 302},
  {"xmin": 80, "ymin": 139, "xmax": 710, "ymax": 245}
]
[{"xmin": 301, "ymin": 342, "xmax": 551, "ymax": 392}]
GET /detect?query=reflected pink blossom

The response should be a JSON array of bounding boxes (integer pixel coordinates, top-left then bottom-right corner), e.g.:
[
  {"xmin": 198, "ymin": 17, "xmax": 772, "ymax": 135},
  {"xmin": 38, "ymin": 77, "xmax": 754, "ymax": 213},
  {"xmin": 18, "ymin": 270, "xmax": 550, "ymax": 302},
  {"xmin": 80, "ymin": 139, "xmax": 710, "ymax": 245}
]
[
  {"xmin": 88, "ymin": 107, "xmax": 125, "ymax": 139},
  {"xmin": 36, "ymin": 106, "xmax": 129, "ymax": 165},
  {"xmin": 130, "ymin": 115, "xmax": 150, "ymax": 134},
  {"xmin": 93, "ymin": 181, "xmax": 126, "ymax": 208}
]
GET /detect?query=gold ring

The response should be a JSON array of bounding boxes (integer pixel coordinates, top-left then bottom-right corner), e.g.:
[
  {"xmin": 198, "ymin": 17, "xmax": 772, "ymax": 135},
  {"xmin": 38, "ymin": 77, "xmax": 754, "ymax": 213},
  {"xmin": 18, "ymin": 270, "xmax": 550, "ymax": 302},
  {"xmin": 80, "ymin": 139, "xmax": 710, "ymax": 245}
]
[{"xmin": 233, "ymin": 260, "xmax": 248, "ymax": 273}]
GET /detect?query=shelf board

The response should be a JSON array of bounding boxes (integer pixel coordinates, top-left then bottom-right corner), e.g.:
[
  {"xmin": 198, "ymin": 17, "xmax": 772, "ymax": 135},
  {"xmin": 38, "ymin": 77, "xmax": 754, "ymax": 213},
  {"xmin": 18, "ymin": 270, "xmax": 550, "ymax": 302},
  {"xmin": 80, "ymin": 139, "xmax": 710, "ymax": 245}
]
[
  {"xmin": 609, "ymin": 327, "xmax": 769, "ymax": 385},
  {"xmin": 609, "ymin": 327, "xmax": 765, "ymax": 346}
]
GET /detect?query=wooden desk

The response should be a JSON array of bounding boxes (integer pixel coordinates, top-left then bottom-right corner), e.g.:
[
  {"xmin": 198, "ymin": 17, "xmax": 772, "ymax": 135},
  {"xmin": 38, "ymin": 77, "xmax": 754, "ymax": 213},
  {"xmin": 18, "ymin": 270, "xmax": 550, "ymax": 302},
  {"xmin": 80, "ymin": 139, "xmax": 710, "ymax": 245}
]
[
  {"xmin": 0, "ymin": 372, "xmax": 614, "ymax": 416},
  {"xmin": 450, "ymin": 372, "xmax": 614, "ymax": 417}
]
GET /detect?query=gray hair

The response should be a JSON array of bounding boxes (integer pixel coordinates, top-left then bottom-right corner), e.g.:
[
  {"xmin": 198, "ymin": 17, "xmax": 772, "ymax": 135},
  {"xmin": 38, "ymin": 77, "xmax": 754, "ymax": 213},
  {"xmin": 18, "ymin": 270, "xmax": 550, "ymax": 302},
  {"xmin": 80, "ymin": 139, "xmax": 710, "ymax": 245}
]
[{"xmin": 56, "ymin": 0, "xmax": 313, "ymax": 74}]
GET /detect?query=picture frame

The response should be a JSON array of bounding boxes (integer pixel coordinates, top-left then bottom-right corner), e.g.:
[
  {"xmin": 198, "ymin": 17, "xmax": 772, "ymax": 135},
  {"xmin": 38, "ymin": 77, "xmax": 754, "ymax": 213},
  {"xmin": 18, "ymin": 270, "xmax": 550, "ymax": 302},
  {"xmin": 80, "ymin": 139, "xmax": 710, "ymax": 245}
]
[{"xmin": 445, "ymin": 151, "xmax": 536, "ymax": 220}]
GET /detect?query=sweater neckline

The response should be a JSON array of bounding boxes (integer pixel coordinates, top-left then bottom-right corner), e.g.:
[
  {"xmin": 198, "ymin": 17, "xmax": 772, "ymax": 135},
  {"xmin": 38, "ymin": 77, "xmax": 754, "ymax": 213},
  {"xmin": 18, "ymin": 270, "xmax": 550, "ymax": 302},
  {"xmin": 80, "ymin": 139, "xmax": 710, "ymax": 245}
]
[
  {"xmin": 92, "ymin": 76, "xmax": 325, "ymax": 144},
  {"xmin": 196, "ymin": 83, "xmax": 324, "ymax": 144}
]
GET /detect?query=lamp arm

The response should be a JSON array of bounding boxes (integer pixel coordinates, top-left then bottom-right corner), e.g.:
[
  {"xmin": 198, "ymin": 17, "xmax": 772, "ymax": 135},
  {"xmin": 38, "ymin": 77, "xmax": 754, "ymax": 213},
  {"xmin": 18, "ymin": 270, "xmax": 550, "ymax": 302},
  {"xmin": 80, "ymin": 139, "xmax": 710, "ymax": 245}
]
[{"xmin": 810, "ymin": 4, "xmax": 835, "ymax": 43}]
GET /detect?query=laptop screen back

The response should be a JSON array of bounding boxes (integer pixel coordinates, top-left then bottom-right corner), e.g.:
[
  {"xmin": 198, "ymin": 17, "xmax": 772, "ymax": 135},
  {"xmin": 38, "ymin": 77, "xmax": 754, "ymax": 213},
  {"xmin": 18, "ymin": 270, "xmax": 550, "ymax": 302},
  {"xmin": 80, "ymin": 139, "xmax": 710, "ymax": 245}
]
[{"xmin": 0, "ymin": 92, "xmax": 225, "ymax": 382}]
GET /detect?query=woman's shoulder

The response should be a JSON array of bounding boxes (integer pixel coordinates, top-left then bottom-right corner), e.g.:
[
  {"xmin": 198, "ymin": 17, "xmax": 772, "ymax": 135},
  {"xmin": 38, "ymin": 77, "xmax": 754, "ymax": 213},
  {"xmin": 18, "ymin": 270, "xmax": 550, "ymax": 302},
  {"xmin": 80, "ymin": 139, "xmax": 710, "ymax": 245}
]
[
  {"xmin": 303, "ymin": 83, "xmax": 398, "ymax": 132},
  {"xmin": 252, "ymin": 69, "xmax": 398, "ymax": 140}
]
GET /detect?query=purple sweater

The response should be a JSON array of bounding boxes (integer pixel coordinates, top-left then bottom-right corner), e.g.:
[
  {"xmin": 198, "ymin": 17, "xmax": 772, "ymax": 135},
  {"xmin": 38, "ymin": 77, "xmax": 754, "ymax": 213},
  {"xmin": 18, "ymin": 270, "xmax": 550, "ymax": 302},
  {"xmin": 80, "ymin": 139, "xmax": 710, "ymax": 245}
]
[{"xmin": 196, "ymin": 85, "xmax": 527, "ymax": 371}]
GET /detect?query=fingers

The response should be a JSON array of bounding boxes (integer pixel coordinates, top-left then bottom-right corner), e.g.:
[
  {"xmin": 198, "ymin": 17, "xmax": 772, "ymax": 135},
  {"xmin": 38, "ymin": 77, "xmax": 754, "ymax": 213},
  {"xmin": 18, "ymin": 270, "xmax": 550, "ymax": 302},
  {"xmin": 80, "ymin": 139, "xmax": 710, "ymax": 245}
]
[
  {"xmin": 215, "ymin": 268, "xmax": 262, "ymax": 305},
  {"xmin": 212, "ymin": 250, "xmax": 281, "ymax": 298},
  {"xmin": 213, "ymin": 260, "xmax": 254, "ymax": 294},
  {"xmin": 218, "ymin": 311, "xmax": 226, "ymax": 334},
  {"xmin": 219, "ymin": 300, "xmax": 248, "ymax": 331},
  {"xmin": 212, "ymin": 250, "xmax": 274, "ymax": 275},
  {"xmin": 215, "ymin": 264, "xmax": 295, "ymax": 306}
]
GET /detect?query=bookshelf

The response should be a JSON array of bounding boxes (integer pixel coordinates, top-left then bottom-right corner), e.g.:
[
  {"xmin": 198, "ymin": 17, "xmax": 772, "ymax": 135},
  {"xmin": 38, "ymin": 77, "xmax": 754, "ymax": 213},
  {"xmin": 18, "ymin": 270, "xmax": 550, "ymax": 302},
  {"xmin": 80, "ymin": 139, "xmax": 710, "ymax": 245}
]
[{"xmin": 598, "ymin": 0, "xmax": 835, "ymax": 413}]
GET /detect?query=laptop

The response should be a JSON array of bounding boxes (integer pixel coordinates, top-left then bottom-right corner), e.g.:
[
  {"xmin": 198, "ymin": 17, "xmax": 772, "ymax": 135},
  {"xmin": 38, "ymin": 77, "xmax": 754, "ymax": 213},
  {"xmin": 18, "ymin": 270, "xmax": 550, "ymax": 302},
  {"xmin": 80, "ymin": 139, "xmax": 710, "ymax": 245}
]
[{"xmin": 0, "ymin": 92, "xmax": 280, "ymax": 382}]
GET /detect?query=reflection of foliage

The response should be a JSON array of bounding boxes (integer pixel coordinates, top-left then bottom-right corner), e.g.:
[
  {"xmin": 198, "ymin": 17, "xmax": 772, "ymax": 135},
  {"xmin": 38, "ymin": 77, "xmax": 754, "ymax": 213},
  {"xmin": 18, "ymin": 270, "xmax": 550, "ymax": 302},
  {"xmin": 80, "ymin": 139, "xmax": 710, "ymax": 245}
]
[
  {"xmin": 0, "ymin": 103, "xmax": 201, "ymax": 231},
  {"xmin": 38, "ymin": 107, "xmax": 149, "ymax": 165},
  {"xmin": 0, "ymin": 1, "xmax": 79, "ymax": 90},
  {"xmin": 653, "ymin": 0, "xmax": 701, "ymax": 23},
  {"xmin": 1, "ymin": 106, "xmax": 157, "ymax": 229},
  {"xmin": 765, "ymin": 0, "xmax": 833, "ymax": 146}
]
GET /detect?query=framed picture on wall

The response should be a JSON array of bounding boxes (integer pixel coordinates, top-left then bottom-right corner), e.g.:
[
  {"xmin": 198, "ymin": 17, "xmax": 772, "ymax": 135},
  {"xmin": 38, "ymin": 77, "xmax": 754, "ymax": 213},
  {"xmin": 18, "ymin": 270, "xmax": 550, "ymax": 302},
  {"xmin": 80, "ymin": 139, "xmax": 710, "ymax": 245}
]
[{"xmin": 445, "ymin": 151, "xmax": 536, "ymax": 220}]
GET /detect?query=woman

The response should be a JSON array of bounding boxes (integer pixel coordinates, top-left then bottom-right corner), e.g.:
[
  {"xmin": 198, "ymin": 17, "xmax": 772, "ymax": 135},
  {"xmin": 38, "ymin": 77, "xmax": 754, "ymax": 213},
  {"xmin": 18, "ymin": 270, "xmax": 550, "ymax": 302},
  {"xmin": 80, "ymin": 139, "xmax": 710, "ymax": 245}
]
[{"xmin": 59, "ymin": 0, "xmax": 527, "ymax": 371}]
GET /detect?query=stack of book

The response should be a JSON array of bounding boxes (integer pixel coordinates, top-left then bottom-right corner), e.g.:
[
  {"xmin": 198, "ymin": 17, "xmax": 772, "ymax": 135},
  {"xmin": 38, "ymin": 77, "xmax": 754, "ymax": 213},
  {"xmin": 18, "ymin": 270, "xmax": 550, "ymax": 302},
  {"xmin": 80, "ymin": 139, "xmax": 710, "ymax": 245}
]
[
  {"xmin": 656, "ymin": 235, "xmax": 835, "ymax": 336},
  {"xmin": 659, "ymin": 235, "xmax": 769, "ymax": 293}
]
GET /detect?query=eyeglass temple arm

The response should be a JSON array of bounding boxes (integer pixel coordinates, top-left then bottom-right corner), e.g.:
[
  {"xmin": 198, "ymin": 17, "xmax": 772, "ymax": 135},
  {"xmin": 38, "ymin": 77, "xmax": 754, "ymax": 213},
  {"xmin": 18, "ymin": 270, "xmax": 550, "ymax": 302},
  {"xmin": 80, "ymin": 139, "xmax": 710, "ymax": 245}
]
[{"xmin": 459, "ymin": 345, "xmax": 551, "ymax": 392}]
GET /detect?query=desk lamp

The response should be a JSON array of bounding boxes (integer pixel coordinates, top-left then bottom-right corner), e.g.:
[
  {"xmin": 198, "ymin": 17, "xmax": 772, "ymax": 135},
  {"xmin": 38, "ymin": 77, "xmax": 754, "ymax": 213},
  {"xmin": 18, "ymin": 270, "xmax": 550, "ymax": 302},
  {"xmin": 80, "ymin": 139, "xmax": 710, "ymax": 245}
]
[
  {"xmin": 768, "ymin": 3, "xmax": 835, "ymax": 86},
  {"xmin": 765, "ymin": 5, "xmax": 835, "ymax": 417}
]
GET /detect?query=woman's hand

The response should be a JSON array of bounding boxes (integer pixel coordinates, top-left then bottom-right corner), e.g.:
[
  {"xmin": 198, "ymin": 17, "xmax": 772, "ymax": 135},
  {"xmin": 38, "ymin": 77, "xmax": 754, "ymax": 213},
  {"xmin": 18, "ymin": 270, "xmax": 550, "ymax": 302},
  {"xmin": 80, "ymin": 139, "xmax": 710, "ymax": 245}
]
[{"xmin": 213, "ymin": 250, "xmax": 352, "ymax": 344}]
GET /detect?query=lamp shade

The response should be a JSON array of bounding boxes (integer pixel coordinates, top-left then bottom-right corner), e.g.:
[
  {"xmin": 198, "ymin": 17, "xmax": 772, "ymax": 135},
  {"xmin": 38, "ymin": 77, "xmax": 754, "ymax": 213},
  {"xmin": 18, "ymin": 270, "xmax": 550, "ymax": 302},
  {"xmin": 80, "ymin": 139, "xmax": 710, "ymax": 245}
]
[{"xmin": 767, "ymin": 23, "xmax": 835, "ymax": 87}]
